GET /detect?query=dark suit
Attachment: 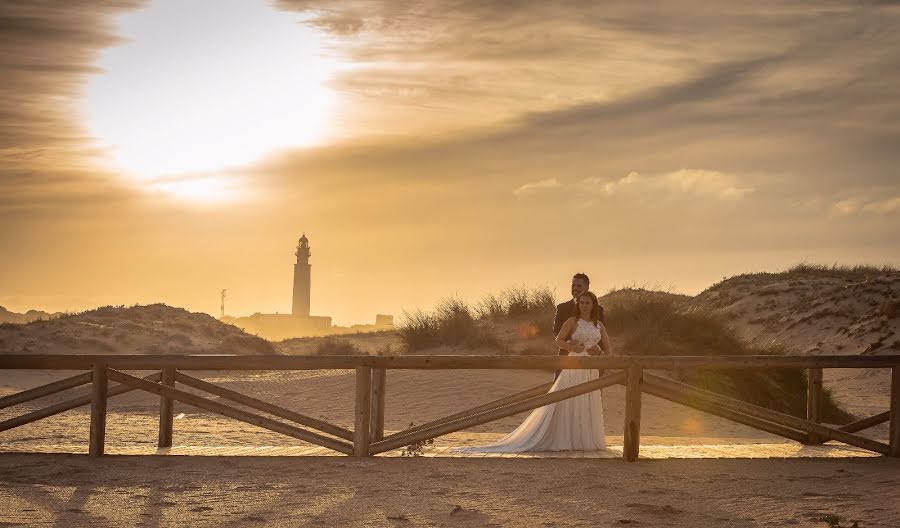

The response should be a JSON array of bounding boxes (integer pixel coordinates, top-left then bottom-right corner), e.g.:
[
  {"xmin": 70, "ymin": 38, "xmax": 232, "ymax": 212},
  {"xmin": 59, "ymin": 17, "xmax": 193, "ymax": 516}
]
[{"xmin": 553, "ymin": 299, "xmax": 606, "ymax": 378}]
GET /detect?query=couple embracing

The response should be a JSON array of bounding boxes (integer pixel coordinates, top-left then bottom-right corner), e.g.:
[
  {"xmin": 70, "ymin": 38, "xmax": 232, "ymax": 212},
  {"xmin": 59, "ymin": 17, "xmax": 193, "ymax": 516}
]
[{"xmin": 460, "ymin": 273, "xmax": 612, "ymax": 453}]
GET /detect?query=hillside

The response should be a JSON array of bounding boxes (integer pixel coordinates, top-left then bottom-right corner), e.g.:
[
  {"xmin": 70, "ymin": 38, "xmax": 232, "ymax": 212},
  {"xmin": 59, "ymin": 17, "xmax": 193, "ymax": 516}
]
[
  {"xmin": 694, "ymin": 264, "xmax": 900, "ymax": 355},
  {"xmin": 0, "ymin": 304, "xmax": 276, "ymax": 355},
  {"xmin": 0, "ymin": 306, "xmax": 64, "ymax": 325}
]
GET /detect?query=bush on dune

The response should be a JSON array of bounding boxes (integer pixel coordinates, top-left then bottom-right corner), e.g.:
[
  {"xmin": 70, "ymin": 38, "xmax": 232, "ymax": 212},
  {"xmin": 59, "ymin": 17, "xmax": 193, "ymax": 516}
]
[
  {"xmin": 476, "ymin": 286, "xmax": 556, "ymax": 320},
  {"xmin": 315, "ymin": 337, "xmax": 361, "ymax": 355},
  {"xmin": 400, "ymin": 287, "xmax": 557, "ymax": 351},
  {"xmin": 706, "ymin": 262, "xmax": 900, "ymax": 292},
  {"xmin": 603, "ymin": 288, "xmax": 852, "ymax": 423},
  {"xmin": 399, "ymin": 297, "xmax": 499, "ymax": 352}
]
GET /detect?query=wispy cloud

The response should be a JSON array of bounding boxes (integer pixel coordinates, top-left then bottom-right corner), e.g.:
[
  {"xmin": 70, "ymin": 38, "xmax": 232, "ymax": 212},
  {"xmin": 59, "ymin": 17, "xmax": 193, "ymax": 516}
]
[
  {"xmin": 513, "ymin": 177, "xmax": 562, "ymax": 197},
  {"xmin": 832, "ymin": 196, "xmax": 900, "ymax": 216},
  {"xmin": 863, "ymin": 196, "xmax": 900, "ymax": 215},
  {"xmin": 580, "ymin": 169, "xmax": 753, "ymax": 200}
]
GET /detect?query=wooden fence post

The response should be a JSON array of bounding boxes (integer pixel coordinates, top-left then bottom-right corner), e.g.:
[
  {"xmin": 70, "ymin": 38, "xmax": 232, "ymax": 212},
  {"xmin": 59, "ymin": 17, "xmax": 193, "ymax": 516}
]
[
  {"xmin": 370, "ymin": 368, "xmax": 386, "ymax": 442},
  {"xmin": 158, "ymin": 367, "xmax": 176, "ymax": 448},
  {"xmin": 88, "ymin": 364, "xmax": 108, "ymax": 457},
  {"xmin": 806, "ymin": 368, "xmax": 824, "ymax": 444},
  {"xmin": 890, "ymin": 367, "xmax": 899, "ymax": 458},
  {"xmin": 623, "ymin": 366, "xmax": 643, "ymax": 462},
  {"xmin": 354, "ymin": 366, "xmax": 372, "ymax": 457}
]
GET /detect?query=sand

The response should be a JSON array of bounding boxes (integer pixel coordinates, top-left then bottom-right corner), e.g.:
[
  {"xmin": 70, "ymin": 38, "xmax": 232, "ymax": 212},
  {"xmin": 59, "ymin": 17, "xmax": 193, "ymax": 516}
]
[
  {"xmin": 1, "ymin": 367, "xmax": 898, "ymax": 527},
  {"xmin": 1, "ymin": 455, "xmax": 898, "ymax": 527}
]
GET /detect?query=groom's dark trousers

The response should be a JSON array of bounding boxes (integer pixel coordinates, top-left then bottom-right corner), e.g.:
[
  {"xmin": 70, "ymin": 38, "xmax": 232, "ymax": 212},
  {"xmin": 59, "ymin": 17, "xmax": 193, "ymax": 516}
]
[{"xmin": 553, "ymin": 300, "xmax": 606, "ymax": 380}]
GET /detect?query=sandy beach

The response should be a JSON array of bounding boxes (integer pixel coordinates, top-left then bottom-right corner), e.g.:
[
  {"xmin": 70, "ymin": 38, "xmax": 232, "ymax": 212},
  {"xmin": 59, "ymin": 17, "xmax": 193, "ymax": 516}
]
[
  {"xmin": 1, "ymin": 367, "xmax": 897, "ymax": 527},
  {"xmin": 1, "ymin": 454, "xmax": 898, "ymax": 527}
]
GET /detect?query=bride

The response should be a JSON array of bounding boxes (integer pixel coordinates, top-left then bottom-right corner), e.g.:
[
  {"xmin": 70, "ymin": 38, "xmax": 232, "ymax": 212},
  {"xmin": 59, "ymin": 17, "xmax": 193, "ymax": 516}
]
[{"xmin": 459, "ymin": 291, "xmax": 611, "ymax": 452}]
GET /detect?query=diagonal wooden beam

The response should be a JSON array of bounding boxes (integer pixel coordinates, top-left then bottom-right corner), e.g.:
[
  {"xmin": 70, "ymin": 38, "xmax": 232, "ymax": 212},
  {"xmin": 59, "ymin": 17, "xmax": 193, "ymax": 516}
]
[
  {"xmin": 838, "ymin": 411, "xmax": 890, "ymax": 434},
  {"xmin": 641, "ymin": 378, "xmax": 808, "ymax": 443},
  {"xmin": 106, "ymin": 369, "xmax": 353, "ymax": 455},
  {"xmin": 173, "ymin": 371, "xmax": 353, "ymax": 441},
  {"xmin": 643, "ymin": 373, "xmax": 891, "ymax": 455},
  {"xmin": 369, "ymin": 371, "xmax": 626, "ymax": 455},
  {"xmin": 384, "ymin": 381, "xmax": 554, "ymax": 442},
  {"xmin": 0, "ymin": 372, "xmax": 93, "ymax": 410},
  {"xmin": 0, "ymin": 372, "xmax": 161, "ymax": 433}
]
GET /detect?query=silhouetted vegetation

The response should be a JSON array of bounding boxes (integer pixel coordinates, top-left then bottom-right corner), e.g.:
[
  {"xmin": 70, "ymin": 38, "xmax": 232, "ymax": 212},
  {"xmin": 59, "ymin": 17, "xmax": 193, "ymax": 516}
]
[
  {"xmin": 707, "ymin": 262, "xmax": 899, "ymax": 292},
  {"xmin": 315, "ymin": 337, "xmax": 361, "ymax": 355},
  {"xmin": 475, "ymin": 286, "xmax": 556, "ymax": 320},
  {"xmin": 399, "ymin": 297, "xmax": 500, "ymax": 352}
]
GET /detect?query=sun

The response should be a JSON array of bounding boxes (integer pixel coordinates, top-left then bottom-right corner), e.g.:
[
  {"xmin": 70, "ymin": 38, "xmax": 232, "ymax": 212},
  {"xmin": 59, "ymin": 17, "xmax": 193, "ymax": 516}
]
[{"xmin": 83, "ymin": 0, "xmax": 339, "ymax": 199}]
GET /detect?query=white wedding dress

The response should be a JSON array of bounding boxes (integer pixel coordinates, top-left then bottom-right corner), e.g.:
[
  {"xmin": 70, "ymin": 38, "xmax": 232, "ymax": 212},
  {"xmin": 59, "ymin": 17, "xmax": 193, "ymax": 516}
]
[{"xmin": 459, "ymin": 318, "xmax": 607, "ymax": 452}]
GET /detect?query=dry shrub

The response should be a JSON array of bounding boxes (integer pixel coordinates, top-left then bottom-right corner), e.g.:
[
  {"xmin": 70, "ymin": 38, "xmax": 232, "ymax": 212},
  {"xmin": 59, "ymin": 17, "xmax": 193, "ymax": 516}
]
[
  {"xmin": 399, "ymin": 298, "xmax": 498, "ymax": 352},
  {"xmin": 315, "ymin": 337, "xmax": 361, "ymax": 355}
]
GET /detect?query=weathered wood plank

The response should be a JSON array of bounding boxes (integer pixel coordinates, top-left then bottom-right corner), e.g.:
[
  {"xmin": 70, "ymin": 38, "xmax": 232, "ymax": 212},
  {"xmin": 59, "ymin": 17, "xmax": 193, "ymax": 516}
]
[
  {"xmin": 158, "ymin": 367, "xmax": 175, "ymax": 448},
  {"xmin": 105, "ymin": 369, "xmax": 353, "ymax": 455},
  {"xmin": 1, "ymin": 354, "xmax": 899, "ymax": 371},
  {"xmin": 355, "ymin": 366, "xmax": 372, "ymax": 457},
  {"xmin": 370, "ymin": 368, "xmax": 386, "ymax": 442},
  {"xmin": 0, "ymin": 372, "xmax": 92, "ymax": 410},
  {"xmin": 88, "ymin": 364, "xmax": 108, "ymax": 457},
  {"xmin": 623, "ymin": 366, "xmax": 643, "ymax": 462},
  {"xmin": 387, "ymin": 381, "xmax": 554, "ymax": 441},
  {"xmin": 807, "ymin": 368, "xmax": 824, "ymax": 444},
  {"xmin": 891, "ymin": 367, "xmax": 899, "ymax": 457},
  {"xmin": 838, "ymin": 411, "xmax": 890, "ymax": 433},
  {"xmin": 173, "ymin": 371, "xmax": 353, "ymax": 441},
  {"xmin": 369, "ymin": 371, "xmax": 627, "ymax": 455}
]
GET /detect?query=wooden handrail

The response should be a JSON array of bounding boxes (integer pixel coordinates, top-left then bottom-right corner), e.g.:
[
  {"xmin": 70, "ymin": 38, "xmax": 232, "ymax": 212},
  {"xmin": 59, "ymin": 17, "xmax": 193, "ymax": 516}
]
[
  {"xmin": 1, "ymin": 355, "xmax": 898, "ymax": 461},
  {"xmin": 1, "ymin": 354, "xmax": 900, "ymax": 370}
]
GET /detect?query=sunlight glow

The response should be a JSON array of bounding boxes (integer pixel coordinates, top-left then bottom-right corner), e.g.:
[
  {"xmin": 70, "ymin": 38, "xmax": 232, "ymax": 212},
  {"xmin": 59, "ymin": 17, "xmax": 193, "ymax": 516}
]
[
  {"xmin": 83, "ymin": 0, "xmax": 339, "ymax": 198},
  {"xmin": 151, "ymin": 175, "xmax": 242, "ymax": 203}
]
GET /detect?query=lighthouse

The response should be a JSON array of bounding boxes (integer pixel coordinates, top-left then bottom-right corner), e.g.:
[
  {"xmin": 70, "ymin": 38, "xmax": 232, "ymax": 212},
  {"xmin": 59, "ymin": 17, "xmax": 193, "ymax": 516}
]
[{"xmin": 292, "ymin": 234, "xmax": 311, "ymax": 317}]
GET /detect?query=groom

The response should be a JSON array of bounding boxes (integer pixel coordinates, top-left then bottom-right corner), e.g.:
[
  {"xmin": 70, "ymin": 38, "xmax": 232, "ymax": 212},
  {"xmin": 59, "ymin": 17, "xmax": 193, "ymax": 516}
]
[{"xmin": 553, "ymin": 272, "xmax": 605, "ymax": 377}]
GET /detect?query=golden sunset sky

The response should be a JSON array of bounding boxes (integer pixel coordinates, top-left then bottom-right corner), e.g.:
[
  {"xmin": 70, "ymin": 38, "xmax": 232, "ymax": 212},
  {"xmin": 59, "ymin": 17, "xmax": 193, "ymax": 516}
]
[{"xmin": 1, "ymin": 1, "xmax": 899, "ymax": 325}]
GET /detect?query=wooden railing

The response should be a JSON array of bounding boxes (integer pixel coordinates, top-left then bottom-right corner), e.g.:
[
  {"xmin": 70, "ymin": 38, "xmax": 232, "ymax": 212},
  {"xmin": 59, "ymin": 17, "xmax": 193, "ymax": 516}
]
[{"xmin": 1, "ymin": 354, "xmax": 899, "ymax": 461}]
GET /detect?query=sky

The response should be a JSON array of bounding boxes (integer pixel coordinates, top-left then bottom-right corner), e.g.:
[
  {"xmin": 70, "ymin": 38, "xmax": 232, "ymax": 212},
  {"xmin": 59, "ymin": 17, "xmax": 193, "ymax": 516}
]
[{"xmin": 1, "ymin": 0, "xmax": 899, "ymax": 325}]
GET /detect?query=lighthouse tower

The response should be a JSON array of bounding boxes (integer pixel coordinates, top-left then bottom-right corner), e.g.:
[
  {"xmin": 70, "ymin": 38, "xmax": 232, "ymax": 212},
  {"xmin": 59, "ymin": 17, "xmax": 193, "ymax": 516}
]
[{"xmin": 292, "ymin": 234, "xmax": 311, "ymax": 317}]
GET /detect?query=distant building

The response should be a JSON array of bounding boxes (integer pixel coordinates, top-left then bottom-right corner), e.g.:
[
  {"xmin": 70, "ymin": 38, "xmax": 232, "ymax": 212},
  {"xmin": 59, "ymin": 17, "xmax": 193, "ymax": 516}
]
[
  {"xmin": 223, "ymin": 235, "xmax": 330, "ymax": 340},
  {"xmin": 292, "ymin": 234, "xmax": 311, "ymax": 317},
  {"xmin": 221, "ymin": 234, "xmax": 395, "ymax": 341}
]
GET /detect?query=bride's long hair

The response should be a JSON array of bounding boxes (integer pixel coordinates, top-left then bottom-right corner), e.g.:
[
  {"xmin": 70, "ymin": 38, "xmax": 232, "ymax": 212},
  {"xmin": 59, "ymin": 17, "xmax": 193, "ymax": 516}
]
[{"xmin": 578, "ymin": 291, "xmax": 602, "ymax": 327}]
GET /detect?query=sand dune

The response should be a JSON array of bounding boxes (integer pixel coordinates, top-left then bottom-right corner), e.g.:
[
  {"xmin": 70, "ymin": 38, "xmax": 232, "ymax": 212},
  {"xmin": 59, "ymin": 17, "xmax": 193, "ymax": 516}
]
[{"xmin": 0, "ymin": 304, "xmax": 275, "ymax": 356}]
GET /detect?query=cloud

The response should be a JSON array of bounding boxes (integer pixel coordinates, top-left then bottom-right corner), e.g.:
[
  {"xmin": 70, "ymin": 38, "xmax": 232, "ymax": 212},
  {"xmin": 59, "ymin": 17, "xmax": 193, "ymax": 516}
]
[
  {"xmin": 513, "ymin": 177, "xmax": 562, "ymax": 197},
  {"xmin": 862, "ymin": 196, "xmax": 900, "ymax": 215},
  {"xmin": 584, "ymin": 169, "xmax": 753, "ymax": 200},
  {"xmin": 830, "ymin": 199, "xmax": 862, "ymax": 216},
  {"xmin": 0, "ymin": 1, "xmax": 142, "ymax": 211},
  {"xmin": 663, "ymin": 169, "xmax": 754, "ymax": 199},
  {"xmin": 832, "ymin": 195, "xmax": 900, "ymax": 216}
]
